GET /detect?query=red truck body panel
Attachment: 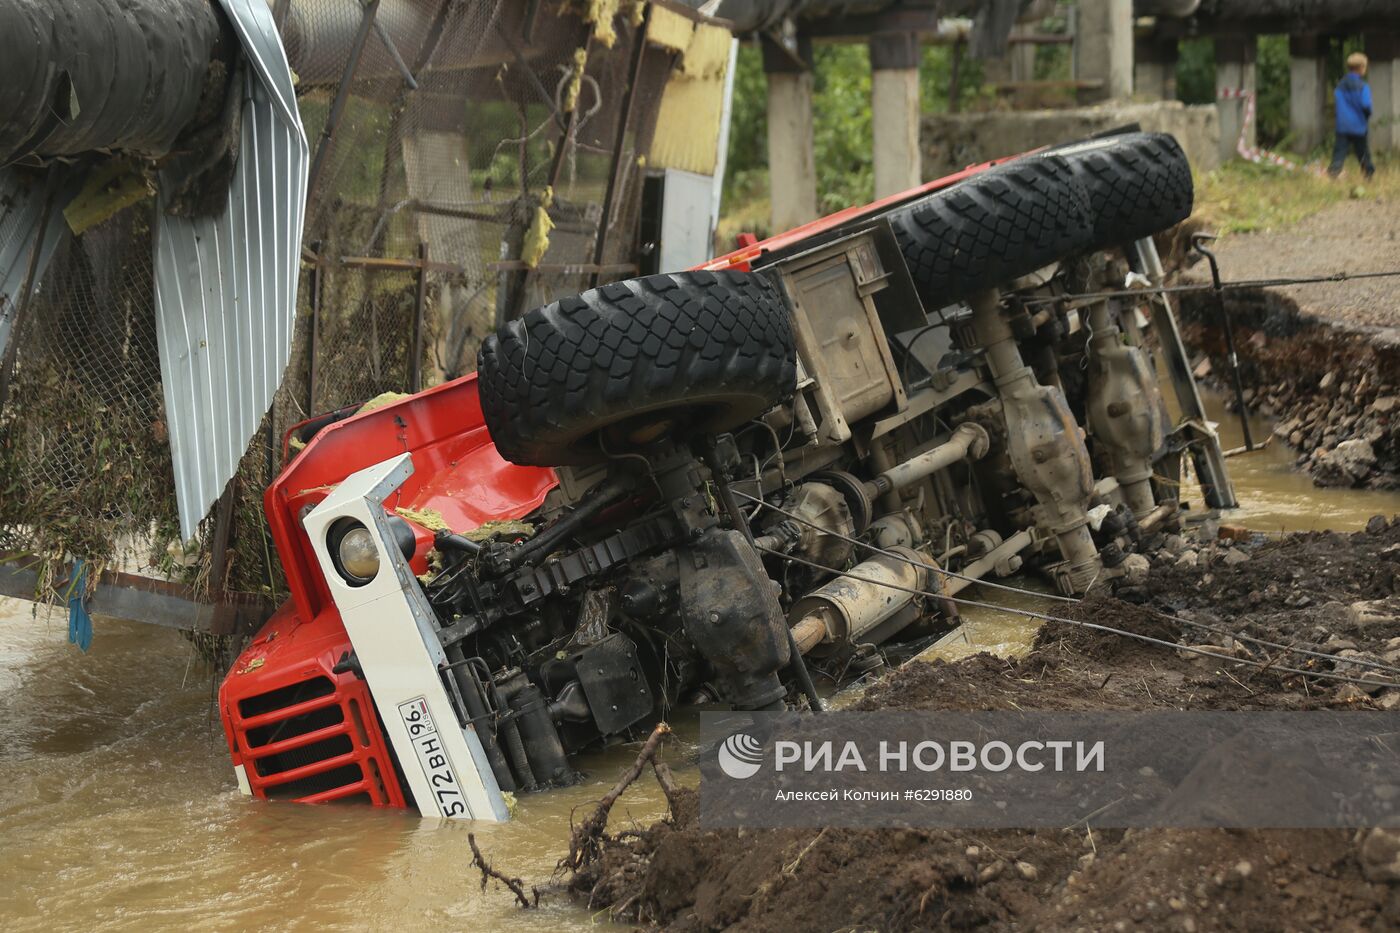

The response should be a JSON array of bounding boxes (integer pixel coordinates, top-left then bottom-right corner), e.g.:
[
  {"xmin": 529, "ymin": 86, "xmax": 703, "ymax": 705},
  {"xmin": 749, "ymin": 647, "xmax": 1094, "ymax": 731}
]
[{"xmin": 219, "ymin": 373, "xmax": 555, "ymax": 808}]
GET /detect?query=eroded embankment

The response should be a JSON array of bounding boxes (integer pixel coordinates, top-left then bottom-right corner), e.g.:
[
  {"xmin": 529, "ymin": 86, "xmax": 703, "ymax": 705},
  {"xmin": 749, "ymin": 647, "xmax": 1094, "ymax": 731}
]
[
  {"xmin": 1176, "ymin": 285, "xmax": 1400, "ymax": 490},
  {"xmin": 552, "ymin": 519, "xmax": 1400, "ymax": 932}
]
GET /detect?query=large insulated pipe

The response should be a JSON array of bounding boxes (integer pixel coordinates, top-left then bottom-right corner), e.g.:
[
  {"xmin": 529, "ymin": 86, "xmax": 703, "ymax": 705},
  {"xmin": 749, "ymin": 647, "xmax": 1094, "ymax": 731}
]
[
  {"xmin": 969, "ymin": 288, "xmax": 1101, "ymax": 594},
  {"xmin": 789, "ymin": 546, "xmax": 932, "ymax": 654},
  {"xmin": 1193, "ymin": 1, "xmax": 1398, "ymax": 21},
  {"xmin": 0, "ymin": 0, "xmax": 233, "ymax": 164},
  {"xmin": 0, "ymin": 0, "xmax": 544, "ymax": 168},
  {"xmin": 866, "ymin": 422, "xmax": 990, "ymax": 499},
  {"xmin": 1135, "ymin": 0, "xmax": 1200, "ymax": 15}
]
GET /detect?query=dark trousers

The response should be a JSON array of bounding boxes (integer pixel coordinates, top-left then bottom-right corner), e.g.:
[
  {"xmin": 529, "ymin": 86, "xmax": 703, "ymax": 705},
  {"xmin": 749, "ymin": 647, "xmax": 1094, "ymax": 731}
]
[{"xmin": 1329, "ymin": 132, "xmax": 1375, "ymax": 178}]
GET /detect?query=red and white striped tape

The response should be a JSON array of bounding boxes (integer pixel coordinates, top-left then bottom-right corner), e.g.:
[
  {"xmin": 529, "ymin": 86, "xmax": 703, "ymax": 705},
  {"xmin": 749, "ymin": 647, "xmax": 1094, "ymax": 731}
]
[{"xmin": 1216, "ymin": 86, "xmax": 1310, "ymax": 170}]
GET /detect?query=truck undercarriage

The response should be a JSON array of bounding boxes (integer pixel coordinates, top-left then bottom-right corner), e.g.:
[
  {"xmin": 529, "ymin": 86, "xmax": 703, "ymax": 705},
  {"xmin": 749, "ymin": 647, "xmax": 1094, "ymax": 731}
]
[{"xmin": 219, "ymin": 131, "xmax": 1236, "ymax": 816}]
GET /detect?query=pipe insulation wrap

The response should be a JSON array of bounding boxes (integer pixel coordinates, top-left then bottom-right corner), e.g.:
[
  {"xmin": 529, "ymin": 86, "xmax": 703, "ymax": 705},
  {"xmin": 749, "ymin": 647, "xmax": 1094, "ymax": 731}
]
[{"xmin": 0, "ymin": 0, "xmax": 231, "ymax": 164}]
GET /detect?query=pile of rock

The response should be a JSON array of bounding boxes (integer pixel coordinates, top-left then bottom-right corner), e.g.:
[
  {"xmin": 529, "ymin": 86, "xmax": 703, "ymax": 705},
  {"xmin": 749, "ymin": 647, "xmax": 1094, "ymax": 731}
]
[
  {"xmin": 1175, "ymin": 286, "xmax": 1399, "ymax": 488},
  {"xmin": 1259, "ymin": 377, "xmax": 1398, "ymax": 489}
]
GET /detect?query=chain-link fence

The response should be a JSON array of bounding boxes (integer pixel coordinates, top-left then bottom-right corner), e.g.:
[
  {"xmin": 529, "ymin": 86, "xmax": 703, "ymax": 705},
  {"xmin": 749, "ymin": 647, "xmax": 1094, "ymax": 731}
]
[{"xmin": 0, "ymin": 0, "xmax": 689, "ymax": 620}]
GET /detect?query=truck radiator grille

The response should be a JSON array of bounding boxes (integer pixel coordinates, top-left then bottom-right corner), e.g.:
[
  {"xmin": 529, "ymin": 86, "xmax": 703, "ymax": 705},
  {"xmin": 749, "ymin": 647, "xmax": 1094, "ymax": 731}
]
[{"xmin": 226, "ymin": 675, "xmax": 404, "ymax": 807}]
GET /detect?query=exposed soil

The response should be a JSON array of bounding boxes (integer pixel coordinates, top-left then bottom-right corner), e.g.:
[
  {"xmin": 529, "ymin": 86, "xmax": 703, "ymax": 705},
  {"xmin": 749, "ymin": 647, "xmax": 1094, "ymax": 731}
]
[
  {"xmin": 555, "ymin": 519, "xmax": 1400, "ymax": 931},
  {"xmin": 1182, "ymin": 198, "xmax": 1400, "ymax": 335},
  {"xmin": 1176, "ymin": 286, "xmax": 1400, "ymax": 489},
  {"xmin": 1173, "ymin": 199, "xmax": 1400, "ymax": 489}
]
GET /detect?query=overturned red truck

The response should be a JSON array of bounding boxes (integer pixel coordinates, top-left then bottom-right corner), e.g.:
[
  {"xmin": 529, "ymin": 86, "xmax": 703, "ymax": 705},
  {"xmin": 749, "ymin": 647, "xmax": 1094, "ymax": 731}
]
[{"xmin": 219, "ymin": 132, "xmax": 1235, "ymax": 819}]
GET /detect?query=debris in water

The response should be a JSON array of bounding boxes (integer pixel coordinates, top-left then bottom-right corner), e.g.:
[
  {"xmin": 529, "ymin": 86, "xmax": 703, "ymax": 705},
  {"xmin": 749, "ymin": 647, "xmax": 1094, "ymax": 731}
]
[
  {"xmin": 468, "ymin": 832, "xmax": 537, "ymax": 909},
  {"xmin": 563, "ymin": 722, "xmax": 675, "ymax": 879}
]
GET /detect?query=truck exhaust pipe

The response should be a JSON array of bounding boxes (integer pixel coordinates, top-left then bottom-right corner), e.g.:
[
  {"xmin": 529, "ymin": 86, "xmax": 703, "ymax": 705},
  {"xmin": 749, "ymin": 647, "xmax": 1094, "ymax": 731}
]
[{"xmin": 788, "ymin": 546, "xmax": 934, "ymax": 656}]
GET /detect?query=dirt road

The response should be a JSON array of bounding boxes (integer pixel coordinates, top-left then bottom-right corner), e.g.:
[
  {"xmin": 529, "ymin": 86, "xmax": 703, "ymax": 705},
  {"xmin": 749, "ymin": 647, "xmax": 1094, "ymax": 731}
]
[{"xmin": 1184, "ymin": 196, "xmax": 1400, "ymax": 338}]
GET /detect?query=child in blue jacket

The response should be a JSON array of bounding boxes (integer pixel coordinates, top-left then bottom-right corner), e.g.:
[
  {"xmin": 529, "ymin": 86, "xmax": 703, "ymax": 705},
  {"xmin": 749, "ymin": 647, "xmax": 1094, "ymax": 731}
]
[{"xmin": 1329, "ymin": 52, "xmax": 1376, "ymax": 179}]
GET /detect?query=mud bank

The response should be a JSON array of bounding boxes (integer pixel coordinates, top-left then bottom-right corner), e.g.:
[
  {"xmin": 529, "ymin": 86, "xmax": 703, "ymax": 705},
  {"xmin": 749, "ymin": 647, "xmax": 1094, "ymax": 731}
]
[
  {"xmin": 1176, "ymin": 285, "xmax": 1400, "ymax": 490},
  {"xmin": 556, "ymin": 519, "xmax": 1400, "ymax": 931}
]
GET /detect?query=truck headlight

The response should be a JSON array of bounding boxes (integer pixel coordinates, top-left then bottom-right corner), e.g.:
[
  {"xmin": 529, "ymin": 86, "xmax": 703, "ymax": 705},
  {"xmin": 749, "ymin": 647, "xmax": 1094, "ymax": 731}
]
[{"xmin": 329, "ymin": 519, "xmax": 380, "ymax": 585}]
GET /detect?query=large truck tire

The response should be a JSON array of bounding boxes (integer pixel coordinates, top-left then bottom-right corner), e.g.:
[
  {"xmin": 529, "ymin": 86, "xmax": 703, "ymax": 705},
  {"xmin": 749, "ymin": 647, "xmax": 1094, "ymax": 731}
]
[
  {"xmin": 1044, "ymin": 131, "xmax": 1195, "ymax": 250},
  {"xmin": 478, "ymin": 271, "xmax": 796, "ymax": 466},
  {"xmin": 888, "ymin": 155, "xmax": 1095, "ymax": 309}
]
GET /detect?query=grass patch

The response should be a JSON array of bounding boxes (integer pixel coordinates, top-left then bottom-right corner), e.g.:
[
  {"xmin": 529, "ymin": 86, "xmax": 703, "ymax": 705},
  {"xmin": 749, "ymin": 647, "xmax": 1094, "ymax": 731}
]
[{"xmin": 1194, "ymin": 156, "xmax": 1400, "ymax": 236}]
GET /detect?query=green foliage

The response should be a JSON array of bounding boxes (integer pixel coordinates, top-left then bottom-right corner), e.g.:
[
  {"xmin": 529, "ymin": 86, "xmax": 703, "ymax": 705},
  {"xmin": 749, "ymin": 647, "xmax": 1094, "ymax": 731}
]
[
  {"xmin": 1175, "ymin": 34, "xmax": 1373, "ymax": 152},
  {"xmin": 725, "ymin": 38, "xmax": 769, "ymax": 198},
  {"xmin": 811, "ymin": 44, "xmax": 874, "ymax": 213},
  {"xmin": 721, "ymin": 40, "xmax": 994, "ymax": 234},
  {"xmin": 1256, "ymin": 36, "xmax": 1289, "ymax": 148},
  {"xmin": 1176, "ymin": 38, "xmax": 1214, "ymax": 106}
]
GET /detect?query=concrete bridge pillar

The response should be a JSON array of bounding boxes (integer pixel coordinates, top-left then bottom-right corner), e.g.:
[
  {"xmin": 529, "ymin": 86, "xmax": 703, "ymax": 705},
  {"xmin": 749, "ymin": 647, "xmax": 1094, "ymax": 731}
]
[
  {"xmin": 1134, "ymin": 34, "xmax": 1178, "ymax": 100},
  {"xmin": 1288, "ymin": 35, "xmax": 1328, "ymax": 153},
  {"xmin": 1215, "ymin": 36, "xmax": 1257, "ymax": 161},
  {"xmin": 870, "ymin": 31, "xmax": 922, "ymax": 199},
  {"xmin": 763, "ymin": 35, "xmax": 818, "ymax": 232},
  {"xmin": 1074, "ymin": 0, "xmax": 1133, "ymax": 102},
  {"xmin": 1368, "ymin": 33, "xmax": 1400, "ymax": 153}
]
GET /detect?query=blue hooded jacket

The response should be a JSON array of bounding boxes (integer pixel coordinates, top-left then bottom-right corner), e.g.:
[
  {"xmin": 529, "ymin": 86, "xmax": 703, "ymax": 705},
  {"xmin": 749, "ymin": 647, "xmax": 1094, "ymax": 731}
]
[{"xmin": 1336, "ymin": 72, "xmax": 1373, "ymax": 136}]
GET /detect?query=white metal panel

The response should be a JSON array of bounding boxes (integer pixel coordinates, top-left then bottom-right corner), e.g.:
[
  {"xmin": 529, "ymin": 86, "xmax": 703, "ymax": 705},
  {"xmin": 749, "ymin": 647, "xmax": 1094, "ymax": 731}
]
[
  {"xmin": 0, "ymin": 168, "xmax": 77, "ymax": 358},
  {"xmin": 154, "ymin": 0, "xmax": 309, "ymax": 539},
  {"xmin": 658, "ymin": 168, "xmax": 718, "ymax": 273},
  {"xmin": 302, "ymin": 454, "xmax": 510, "ymax": 822}
]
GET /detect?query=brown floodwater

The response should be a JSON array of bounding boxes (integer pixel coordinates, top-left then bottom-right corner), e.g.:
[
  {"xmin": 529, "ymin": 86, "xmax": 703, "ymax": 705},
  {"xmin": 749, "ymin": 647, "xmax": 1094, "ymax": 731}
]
[
  {"xmin": 4, "ymin": 393, "xmax": 1400, "ymax": 930},
  {"xmin": 0, "ymin": 603, "xmax": 682, "ymax": 931}
]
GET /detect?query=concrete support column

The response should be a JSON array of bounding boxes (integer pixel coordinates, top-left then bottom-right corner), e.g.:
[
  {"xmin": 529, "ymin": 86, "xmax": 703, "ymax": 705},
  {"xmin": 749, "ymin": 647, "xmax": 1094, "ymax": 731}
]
[
  {"xmin": 1073, "ymin": 0, "xmax": 1133, "ymax": 103},
  {"xmin": 763, "ymin": 35, "xmax": 817, "ymax": 232},
  {"xmin": 1368, "ymin": 33, "xmax": 1400, "ymax": 152},
  {"xmin": 1214, "ymin": 36, "xmax": 1257, "ymax": 161},
  {"xmin": 869, "ymin": 31, "xmax": 921, "ymax": 200},
  {"xmin": 1133, "ymin": 35, "xmax": 1178, "ymax": 100},
  {"xmin": 1288, "ymin": 35, "xmax": 1328, "ymax": 153}
]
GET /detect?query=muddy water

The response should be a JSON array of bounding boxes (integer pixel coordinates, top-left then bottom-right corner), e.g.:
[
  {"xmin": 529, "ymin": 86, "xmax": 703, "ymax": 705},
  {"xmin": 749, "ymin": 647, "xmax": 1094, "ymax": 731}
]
[
  {"xmin": 0, "ymin": 600, "xmax": 682, "ymax": 931},
  {"xmin": 6, "ymin": 390, "xmax": 1400, "ymax": 930},
  {"xmin": 1185, "ymin": 392, "xmax": 1400, "ymax": 533}
]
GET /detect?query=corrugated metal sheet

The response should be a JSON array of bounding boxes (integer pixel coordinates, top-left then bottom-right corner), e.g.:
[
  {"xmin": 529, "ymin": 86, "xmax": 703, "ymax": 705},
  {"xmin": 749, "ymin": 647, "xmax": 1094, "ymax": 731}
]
[
  {"xmin": 154, "ymin": 0, "xmax": 308, "ymax": 539},
  {"xmin": 0, "ymin": 168, "xmax": 75, "ymax": 358}
]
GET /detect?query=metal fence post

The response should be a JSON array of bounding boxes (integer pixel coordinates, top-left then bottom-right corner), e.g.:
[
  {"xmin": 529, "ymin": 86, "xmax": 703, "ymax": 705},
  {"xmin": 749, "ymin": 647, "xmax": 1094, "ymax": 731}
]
[{"xmin": 411, "ymin": 242, "xmax": 428, "ymax": 393}]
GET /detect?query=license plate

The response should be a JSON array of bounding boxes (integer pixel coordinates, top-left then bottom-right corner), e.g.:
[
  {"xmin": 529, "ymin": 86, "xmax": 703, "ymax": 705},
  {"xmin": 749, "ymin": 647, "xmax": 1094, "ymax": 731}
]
[{"xmin": 397, "ymin": 696, "xmax": 470, "ymax": 818}]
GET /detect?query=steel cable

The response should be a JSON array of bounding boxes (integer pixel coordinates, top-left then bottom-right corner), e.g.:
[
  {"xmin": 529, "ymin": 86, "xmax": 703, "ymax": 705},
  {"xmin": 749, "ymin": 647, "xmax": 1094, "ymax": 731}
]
[{"xmin": 1017, "ymin": 267, "xmax": 1400, "ymax": 307}]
